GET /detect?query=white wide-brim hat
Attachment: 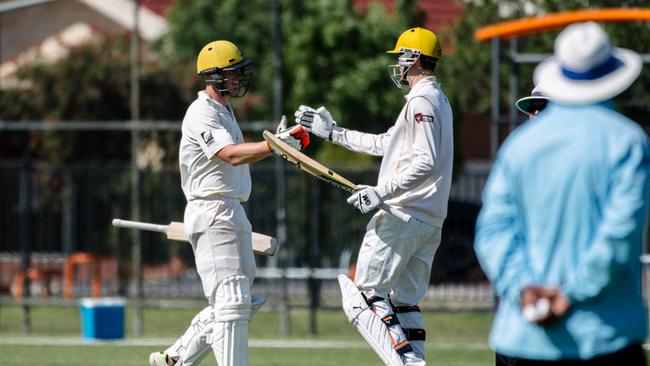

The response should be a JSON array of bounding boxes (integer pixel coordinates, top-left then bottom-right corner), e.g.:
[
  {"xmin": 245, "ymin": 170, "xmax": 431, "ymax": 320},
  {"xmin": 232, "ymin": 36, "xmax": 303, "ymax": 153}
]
[{"xmin": 534, "ymin": 21, "xmax": 641, "ymax": 105}]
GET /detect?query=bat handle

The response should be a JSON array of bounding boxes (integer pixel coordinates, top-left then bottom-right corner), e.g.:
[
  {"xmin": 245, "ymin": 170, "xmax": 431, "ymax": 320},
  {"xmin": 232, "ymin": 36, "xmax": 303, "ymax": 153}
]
[
  {"xmin": 379, "ymin": 204, "xmax": 411, "ymax": 223},
  {"xmin": 112, "ymin": 219, "xmax": 168, "ymax": 234}
]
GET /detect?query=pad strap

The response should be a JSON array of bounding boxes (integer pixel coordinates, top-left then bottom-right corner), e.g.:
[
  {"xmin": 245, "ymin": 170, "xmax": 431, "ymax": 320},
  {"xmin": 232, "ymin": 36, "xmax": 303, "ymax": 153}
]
[
  {"xmin": 366, "ymin": 295, "xmax": 385, "ymax": 305},
  {"xmin": 381, "ymin": 314, "xmax": 400, "ymax": 327},
  {"xmin": 403, "ymin": 328, "xmax": 426, "ymax": 341},
  {"xmin": 394, "ymin": 340, "xmax": 413, "ymax": 355},
  {"xmin": 393, "ymin": 305, "xmax": 421, "ymax": 313}
]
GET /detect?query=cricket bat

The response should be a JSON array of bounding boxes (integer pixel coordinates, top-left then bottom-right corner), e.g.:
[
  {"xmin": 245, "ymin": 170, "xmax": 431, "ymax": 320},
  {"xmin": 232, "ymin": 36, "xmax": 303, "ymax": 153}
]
[
  {"xmin": 263, "ymin": 130, "xmax": 411, "ymax": 223},
  {"xmin": 112, "ymin": 219, "xmax": 277, "ymax": 256}
]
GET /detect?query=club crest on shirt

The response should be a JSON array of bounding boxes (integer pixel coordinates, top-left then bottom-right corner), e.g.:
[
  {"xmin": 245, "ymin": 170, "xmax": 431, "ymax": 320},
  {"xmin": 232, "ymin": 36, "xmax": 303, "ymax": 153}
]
[
  {"xmin": 201, "ymin": 130, "xmax": 215, "ymax": 146},
  {"xmin": 414, "ymin": 113, "xmax": 435, "ymax": 123}
]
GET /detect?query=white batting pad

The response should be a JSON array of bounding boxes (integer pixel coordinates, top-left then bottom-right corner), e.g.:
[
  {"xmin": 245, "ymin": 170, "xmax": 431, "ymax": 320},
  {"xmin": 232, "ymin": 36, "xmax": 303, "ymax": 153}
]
[
  {"xmin": 338, "ymin": 275, "xmax": 405, "ymax": 366},
  {"xmin": 212, "ymin": 275, "xmax": 251, "ymax": 366},
  {"xmin": 164, "ymin": 293, "xmax": 265, "ymax": 366},
  {"xmin": 166, "ymin": 306, "xmax": 213, "ymax": 366}
]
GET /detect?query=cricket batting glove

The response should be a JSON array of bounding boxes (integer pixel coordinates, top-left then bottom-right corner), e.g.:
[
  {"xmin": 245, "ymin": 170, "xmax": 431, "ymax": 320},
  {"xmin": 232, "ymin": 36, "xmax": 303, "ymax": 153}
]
[
  {"xmin": 294, "ymin": 105, "xmax": 336, "ymax": 141},
  {"xmin": 276, "ymin": 115, "xmax": 289, "ymax": 134},
  {"xmin": 347, "ymin": 185, "xmax": 382, "ymax": 214},
  {"xmin": 276, "ymin": 123, "xmax": 310, "ymax": 151}
]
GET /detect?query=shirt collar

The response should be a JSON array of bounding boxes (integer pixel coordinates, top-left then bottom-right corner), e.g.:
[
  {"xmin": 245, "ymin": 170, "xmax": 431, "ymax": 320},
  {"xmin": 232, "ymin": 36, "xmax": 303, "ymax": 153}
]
[
  {"xmin": 405, "ymin": 76, "xmax": 437, "ymax": 100},
  {"xmin": 198, "ymin": 91, "xmax": 232, "ymax": 113}
]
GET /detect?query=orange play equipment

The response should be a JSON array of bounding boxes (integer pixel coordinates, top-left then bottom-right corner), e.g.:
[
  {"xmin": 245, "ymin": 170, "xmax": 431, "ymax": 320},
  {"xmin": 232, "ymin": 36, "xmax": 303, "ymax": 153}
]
[
  {"xmin": 475, "ymin": 8, "xmax": 650, "ymax": 41},
  {"xmin": 63, "ymin": 252, "xmax": 103, "ymax": 300},
  {"xmin": 11, "ymin": 267, "xmax": 60, "ymax": 300},
  {"xmin": 472, "ymin": 8, "xmax": 650, "ymax": 157}
]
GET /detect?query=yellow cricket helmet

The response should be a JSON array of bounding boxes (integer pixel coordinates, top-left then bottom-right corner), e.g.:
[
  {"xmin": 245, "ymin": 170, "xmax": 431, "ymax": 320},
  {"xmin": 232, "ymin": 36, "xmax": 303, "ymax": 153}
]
[
  {"xmin": 387, "ymin": 27, "xmax": 442, "ymax": 60},
  {"xmin": 196, "ymin": 40, "xmax": 253, "ymax": 97},
  {"xmin": 387, "ymin": 27, "xmax": 441, "ymax": 88}
]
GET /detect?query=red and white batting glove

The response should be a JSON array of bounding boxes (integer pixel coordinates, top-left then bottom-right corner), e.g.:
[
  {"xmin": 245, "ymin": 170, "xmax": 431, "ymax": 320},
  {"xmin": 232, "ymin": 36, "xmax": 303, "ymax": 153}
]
[{"xmin": 276, "ymin": 124, "xmax": 310, "ymax": 151}]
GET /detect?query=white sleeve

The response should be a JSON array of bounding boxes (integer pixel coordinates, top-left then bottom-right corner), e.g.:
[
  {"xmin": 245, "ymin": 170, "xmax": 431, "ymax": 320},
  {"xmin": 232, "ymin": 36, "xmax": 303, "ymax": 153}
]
[
  {"xmin": 375, "ymin": 96, "xmax": 439, "ymax": 199},
  {"xmin": 330, "ymin": 125, "xmax": 394, "ymax": 157},
  {"xmin": 191, "ymin": 107, "xmax": 236, "ymax": 160}
]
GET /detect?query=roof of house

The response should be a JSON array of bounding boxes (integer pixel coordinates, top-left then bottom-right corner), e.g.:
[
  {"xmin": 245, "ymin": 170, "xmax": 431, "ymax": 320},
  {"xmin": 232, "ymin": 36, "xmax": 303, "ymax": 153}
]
[
  {"xmin": 353, "ymin": 0, "xmax": 464, "ymax": 32},
  {"xmin": 140, "ymin": 0, "xmax": 174, "ymax": 17},
  {"xmin": 0, "ymin": 0, "xmax": 168, "ymax": 87}
]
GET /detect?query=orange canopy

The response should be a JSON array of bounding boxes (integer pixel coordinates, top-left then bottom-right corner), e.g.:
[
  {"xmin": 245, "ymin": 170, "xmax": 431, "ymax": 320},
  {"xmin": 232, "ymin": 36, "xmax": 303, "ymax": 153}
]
[{"xmin": 475, "ymin": 8, "xmax": 650, "ymax": 42}]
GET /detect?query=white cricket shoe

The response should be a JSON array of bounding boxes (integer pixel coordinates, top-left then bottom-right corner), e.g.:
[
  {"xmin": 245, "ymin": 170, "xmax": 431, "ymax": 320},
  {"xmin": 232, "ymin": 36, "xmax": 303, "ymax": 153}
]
[
  {"xmin": 149, "ymin": 351, "xmax": 173, "ymax": 366},
  {"xmin": 403, "ymin": 352, "xmax": 426, "ymax": 366}
]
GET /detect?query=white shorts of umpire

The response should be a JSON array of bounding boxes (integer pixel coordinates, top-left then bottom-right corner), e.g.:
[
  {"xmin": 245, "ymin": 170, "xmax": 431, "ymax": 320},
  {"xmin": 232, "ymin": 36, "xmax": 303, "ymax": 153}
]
[
  {"xmin": 161, "ymin": 294, "xmax": 265, "ymax": 366},
  {"xmin": 338, "ymin": 275, "xmax": 406, "ymax": 366},
  {"xmin": 213, "ymin": 275, "xmax": 252, "ymax": 366}
]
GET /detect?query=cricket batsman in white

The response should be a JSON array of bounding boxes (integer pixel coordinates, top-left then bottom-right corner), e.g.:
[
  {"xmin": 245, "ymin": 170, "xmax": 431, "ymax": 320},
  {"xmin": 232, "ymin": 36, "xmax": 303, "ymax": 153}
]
[
  {"xmin": 295, "ymin": 27, "xmax": 453, "ymax": 366},
  {"xmin": 149, "ymin": 40, "xmax": 309, "ymax": 366}
]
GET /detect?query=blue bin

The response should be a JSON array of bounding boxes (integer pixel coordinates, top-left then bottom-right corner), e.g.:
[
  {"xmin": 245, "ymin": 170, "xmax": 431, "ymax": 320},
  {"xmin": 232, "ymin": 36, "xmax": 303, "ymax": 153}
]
[{"xmin": 80, "ymin": 297, "xmax": 126, "ymax": 340}]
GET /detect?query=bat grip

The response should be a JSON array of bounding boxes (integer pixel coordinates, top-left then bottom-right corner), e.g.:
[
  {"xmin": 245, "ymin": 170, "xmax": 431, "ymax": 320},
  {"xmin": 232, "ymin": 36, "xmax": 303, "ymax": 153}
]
[
  {"xmin": 112, "ymin": 219, "xmax": 167, "ymax": 233},
  {"xmin": 379, "ymin": 203, "xmax": 411, "ymax": 223}
]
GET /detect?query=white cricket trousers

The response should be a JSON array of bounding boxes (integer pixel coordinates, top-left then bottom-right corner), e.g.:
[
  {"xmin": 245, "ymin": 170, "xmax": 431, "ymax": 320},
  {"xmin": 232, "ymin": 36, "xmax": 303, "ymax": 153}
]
[
  {"xmin": 184, "ymin": 198, "xmax": 256, "ymax": 303},
  {"xmin": 354, "ymin": 211, "xmax": 442, "ymax": 306}
]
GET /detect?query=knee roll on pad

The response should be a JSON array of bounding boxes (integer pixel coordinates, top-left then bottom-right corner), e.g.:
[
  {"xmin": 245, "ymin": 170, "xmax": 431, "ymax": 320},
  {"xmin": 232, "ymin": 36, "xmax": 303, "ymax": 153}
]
[{"xmin": 214, "ymin": 275, "xmax": 252, "ymax": 322}]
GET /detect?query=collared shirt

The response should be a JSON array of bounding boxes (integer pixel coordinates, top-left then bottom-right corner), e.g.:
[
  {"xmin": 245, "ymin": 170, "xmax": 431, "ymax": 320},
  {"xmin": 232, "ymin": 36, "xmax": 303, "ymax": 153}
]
[
  {"xmin": 179, "ymin": 91, "xmax": 251, "ymax": 202},
  {"xmin": 331, "ymin": 76, "xmax": 453, "ymax": 227},
  {"xmin": 475, "ymin": 102, "xmax": 650, "ymax": 360}
]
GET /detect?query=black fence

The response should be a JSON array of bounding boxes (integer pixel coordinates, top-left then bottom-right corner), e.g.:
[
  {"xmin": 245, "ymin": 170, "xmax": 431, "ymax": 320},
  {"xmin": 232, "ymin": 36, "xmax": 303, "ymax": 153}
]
[{"xmin": 0, "ymin": 159, "xmax": 491, "ymax": 299}]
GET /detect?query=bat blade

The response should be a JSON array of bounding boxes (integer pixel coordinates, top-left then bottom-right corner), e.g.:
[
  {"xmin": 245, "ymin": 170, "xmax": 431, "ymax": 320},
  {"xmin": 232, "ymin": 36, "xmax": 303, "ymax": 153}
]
[
  {"xmin": 112, "ymin": 219, "xmax": 277, "ymax": 256},
  {"xmin": 252, "ymin": 232, "xmax": 278, "ymax": 256},
  {"xmin": 166, "ymin": 221, "xmax": 187, "ymax": 241},
  {"xmin": 263, "ymin": 130, "xmax": 411, "ymax": 223},
  {"xmin": 263, "ymin": 130, "xmax": 357, "ymax": 192}
]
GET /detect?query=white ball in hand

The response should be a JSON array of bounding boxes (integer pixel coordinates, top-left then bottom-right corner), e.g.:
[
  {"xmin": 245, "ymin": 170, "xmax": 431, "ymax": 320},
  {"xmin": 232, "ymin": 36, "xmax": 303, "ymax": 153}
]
[{"xmin": 522, "ymin": 298, "xmax": 551, "ymax": 322}]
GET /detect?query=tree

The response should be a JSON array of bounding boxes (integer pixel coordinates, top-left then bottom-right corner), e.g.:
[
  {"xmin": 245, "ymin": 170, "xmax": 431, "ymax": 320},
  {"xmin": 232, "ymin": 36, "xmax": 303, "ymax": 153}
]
[
  {"xmin": 436, "ymin": 0, "xmax": 650, "ymax": 133},
  {"xmin": 162, "ymin": 0, "xmax": 421, "ymax": 161},
  {"xmin": 0, "ymin": 35, "xmax": 191, "ymax": 162}
]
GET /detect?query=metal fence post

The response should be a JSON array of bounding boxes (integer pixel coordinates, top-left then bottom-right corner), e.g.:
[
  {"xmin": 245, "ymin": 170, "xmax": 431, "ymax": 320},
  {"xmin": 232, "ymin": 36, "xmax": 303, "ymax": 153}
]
[
  {"xmin": 308, "ymin": 179, "xmax": 321, "ymax": 335},
  {"xmin": 271, "ymin": 0, "xmax": 291, "ymax": 336},
  {"xmin": 19, "ymin": 154, "xmax": 32, "ymax": 332},
  {"xmin": 490, "ymin": 37, "xmax": 500, "ymax": 159},
  {"xmin": 130, "ymin": 0, "xmax": 143, "ymax": 336}
]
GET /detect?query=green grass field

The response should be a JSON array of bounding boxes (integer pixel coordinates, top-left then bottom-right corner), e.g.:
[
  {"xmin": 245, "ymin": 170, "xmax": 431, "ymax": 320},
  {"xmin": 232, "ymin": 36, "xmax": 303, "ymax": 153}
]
[{"xmin": 0, "ymin": 304, "xmax": 495, "ymax": 366}]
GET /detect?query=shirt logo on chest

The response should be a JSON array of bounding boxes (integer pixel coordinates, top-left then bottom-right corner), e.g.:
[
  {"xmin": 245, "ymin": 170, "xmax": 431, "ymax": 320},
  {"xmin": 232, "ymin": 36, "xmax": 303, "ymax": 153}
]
[
  {"xmin": 201, "ymin": 130, "xmax": 215, "ymax": 146},
  {"xmin": 414, "ymin": 113, "xmax": 435, "ymax": 123}
]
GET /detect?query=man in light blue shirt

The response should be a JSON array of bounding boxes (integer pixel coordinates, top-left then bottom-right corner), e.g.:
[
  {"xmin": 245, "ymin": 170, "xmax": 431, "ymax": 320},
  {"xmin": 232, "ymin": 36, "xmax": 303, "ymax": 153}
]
[{"xmin": 475, "ymin": 22, "xmax": 650, "ymax": 365}]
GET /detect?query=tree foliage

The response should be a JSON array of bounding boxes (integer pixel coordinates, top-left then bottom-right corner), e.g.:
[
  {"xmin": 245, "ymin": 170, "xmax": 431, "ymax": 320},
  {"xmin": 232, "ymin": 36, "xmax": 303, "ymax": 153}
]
[
  {"xmin": 162, "ymin": 0, "xmax": 421, "ymax": 161},
  {"xmin": 0, "ymin": 36, "xmax": 191, "ymax": 162},
  {"xmin": 436, "ymin": 0, "xmax": 650, "ymax": 130}
]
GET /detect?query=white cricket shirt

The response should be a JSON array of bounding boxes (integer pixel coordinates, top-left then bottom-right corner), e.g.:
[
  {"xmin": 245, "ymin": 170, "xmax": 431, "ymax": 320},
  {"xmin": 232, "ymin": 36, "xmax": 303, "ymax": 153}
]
[
  {"xmin": 331, "ymin": 76, "xmax": 453, "ymax": 227},
  {"xmin": 179, "ymin": 91, "xmax": 251, "ymax": 202}
]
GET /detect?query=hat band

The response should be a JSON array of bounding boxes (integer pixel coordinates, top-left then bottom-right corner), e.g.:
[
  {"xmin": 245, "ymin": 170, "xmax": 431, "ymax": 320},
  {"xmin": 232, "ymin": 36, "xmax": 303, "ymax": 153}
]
[{"xmin": 561, "ymin": 55, "xmax": 621, "ymax": 80}]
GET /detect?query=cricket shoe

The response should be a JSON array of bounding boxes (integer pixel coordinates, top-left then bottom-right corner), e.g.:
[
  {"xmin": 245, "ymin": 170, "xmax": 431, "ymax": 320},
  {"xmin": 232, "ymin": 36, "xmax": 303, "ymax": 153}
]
[
  {"xmin": 149, "ymin": 351, "xmax": 176, "ymax": 366},
  {"xmin": 403, "ymin": 352, "xmax": 426, "ymax": 366}
]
